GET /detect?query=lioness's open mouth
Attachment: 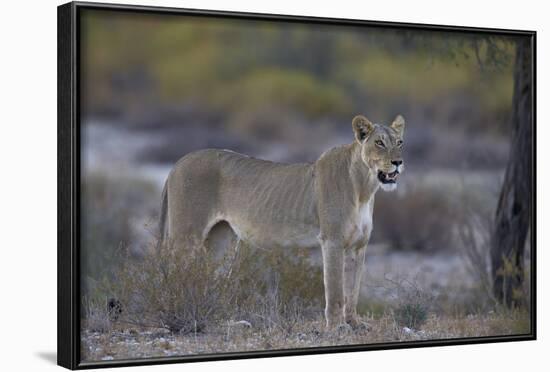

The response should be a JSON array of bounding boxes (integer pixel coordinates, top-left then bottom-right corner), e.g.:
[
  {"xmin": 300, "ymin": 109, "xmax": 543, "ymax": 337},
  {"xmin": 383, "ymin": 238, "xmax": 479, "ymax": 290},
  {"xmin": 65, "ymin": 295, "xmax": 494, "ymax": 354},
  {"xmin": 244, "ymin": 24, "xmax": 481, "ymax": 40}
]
[{"xmin": 377, "ymin": 170, "xmax": 399, "ymax": 184}]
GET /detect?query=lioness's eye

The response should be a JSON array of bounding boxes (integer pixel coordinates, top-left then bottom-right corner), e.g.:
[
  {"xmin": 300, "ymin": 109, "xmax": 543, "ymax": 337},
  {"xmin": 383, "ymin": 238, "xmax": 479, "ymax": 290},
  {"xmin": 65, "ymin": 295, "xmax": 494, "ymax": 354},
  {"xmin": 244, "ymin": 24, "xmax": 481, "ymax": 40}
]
[
  {"xmin": 397, "ymin": 140, "xmax": 403, "ymax": 147},
  {"xmin": 375, "ymin": 140, "xmax": 385, "ymax": 148}
]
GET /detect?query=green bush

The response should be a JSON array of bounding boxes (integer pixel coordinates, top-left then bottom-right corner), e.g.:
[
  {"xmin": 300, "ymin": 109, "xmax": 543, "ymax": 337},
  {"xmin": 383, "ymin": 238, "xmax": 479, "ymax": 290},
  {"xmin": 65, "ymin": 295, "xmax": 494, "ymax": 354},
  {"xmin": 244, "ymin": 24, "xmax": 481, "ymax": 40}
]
[
  {"xmin": 394, "ymin": 303, "xmax": 428, "ymax": 330},
  {"xmin": 387, "ymin": 277, "xmax": 434, "ymax": 330}
]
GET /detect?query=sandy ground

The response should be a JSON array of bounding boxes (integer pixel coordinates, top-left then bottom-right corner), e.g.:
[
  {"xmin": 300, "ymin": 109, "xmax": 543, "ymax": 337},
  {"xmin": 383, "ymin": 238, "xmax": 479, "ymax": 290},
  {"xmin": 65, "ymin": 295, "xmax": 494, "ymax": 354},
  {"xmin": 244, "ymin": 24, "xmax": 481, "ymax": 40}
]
[{"xmin": 81, "ymin": 311, "xmax": 530, "ymax": 362}]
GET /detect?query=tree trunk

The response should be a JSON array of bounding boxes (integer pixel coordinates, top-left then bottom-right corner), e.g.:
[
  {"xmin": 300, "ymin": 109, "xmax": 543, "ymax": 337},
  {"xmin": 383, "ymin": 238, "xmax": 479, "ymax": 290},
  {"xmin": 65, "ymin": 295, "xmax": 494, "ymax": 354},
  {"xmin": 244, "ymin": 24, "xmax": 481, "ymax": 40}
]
[{"xmin": 490, "ymin": 37, "xmax": 533, "ymax": 307}]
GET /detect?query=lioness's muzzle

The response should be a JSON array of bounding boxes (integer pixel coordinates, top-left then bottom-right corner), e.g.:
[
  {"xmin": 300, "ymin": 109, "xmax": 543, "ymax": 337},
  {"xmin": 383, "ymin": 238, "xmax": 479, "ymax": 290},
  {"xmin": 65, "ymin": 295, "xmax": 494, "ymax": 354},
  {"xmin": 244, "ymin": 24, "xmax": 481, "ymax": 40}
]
[{"xmin": 377, "ymin": 170, "xmax": 399, "ymax": 184}]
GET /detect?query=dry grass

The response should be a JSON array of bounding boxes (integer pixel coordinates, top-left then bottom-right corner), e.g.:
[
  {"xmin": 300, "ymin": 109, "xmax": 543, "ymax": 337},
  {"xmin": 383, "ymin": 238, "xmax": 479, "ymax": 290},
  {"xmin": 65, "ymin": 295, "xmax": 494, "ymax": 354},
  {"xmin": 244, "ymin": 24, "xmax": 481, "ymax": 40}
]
[
  {"xmin": 81, "ymin": 310, "xmax": 530, "ymax": 361},
  {"xmin": 81, "ymin": 232, "xmax": 531, "ymax": 363}
]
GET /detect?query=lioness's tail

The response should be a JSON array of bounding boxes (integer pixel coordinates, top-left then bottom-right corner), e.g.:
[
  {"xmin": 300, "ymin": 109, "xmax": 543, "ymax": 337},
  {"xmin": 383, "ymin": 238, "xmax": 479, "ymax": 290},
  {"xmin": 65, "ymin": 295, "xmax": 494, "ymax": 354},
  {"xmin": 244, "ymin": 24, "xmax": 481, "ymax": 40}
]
[{"xmin": 158, "ymin": 181, "xmax": 168, "ymax": 246}]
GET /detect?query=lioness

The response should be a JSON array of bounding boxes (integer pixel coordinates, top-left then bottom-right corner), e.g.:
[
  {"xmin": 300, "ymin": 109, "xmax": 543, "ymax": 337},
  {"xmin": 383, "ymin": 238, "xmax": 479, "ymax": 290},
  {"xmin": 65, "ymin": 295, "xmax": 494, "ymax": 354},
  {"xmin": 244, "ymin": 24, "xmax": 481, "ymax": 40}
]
[{"xmin": 159, "ymin": 114, "xmax": 405, "ymax": 329}]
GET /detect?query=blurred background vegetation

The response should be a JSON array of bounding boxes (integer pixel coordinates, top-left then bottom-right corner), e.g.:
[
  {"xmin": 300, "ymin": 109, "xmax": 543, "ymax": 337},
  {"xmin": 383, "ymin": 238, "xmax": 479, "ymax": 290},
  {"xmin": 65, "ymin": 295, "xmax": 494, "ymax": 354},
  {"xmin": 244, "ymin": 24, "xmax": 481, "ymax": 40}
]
[
  {"xmin": 81, "ymin": 11, "xmax": 514, "ymax": 135},
  {"xmin": 79, "ymin": 9, "xmax": 529, "ymax": 332}
]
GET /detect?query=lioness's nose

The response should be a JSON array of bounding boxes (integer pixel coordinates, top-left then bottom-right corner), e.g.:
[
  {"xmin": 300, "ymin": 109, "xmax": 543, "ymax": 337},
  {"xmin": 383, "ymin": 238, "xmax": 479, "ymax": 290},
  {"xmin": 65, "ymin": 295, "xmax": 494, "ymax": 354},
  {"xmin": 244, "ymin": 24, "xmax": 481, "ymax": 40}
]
[{"xmin": 391, "ymin": 160, "xmax": 403, "ymax": 166}]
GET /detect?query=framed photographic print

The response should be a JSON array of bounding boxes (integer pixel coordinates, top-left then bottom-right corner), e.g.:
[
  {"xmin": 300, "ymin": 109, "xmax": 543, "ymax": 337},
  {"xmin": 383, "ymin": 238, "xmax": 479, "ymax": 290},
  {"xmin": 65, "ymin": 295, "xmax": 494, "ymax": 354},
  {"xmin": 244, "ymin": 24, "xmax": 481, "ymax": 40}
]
[{"xmin": 58, "ymin": 1, "xmax": 536, "ymax": 369}]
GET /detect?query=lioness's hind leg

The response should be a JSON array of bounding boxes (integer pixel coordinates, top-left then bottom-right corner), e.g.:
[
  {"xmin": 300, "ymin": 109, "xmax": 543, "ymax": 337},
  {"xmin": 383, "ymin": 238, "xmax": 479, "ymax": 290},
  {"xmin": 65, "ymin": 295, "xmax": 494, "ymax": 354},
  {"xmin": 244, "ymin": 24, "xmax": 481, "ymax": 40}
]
[{"xmin": 166, "ymin": 196, "xmax": 215, "ymax": 253}]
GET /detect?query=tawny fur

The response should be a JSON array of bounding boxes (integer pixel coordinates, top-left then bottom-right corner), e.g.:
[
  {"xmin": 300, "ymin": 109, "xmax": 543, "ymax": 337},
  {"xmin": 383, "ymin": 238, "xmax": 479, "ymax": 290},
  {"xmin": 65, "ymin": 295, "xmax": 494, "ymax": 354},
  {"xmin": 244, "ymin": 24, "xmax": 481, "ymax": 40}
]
[{"xmin": 159, "ymin": 115, "xmax": 405, "ymax": 329}]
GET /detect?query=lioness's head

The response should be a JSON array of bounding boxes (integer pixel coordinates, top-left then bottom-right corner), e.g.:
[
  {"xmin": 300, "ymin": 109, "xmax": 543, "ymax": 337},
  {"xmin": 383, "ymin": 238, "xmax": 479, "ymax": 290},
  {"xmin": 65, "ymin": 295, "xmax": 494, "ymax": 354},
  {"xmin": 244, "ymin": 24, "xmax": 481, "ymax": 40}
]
[{"xmin": 352, "ymin": 114, "xmax": 405, "ymax": 192}]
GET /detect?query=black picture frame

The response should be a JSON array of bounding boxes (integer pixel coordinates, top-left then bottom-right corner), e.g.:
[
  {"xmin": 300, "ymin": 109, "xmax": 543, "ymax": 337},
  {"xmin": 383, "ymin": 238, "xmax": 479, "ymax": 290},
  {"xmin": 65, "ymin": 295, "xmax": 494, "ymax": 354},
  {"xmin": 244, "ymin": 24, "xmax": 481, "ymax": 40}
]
[{"xmin": 58, "ymin": 1, "xmax": 537, "ymax": 369}]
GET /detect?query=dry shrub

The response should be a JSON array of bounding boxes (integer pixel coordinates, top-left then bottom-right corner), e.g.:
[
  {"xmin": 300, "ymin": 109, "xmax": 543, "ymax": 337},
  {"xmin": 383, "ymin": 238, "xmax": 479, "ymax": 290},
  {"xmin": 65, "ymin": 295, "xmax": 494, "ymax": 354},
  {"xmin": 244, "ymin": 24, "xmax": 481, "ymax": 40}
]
[
  {"xmin": 456, "ymin": 188, "xmax": 496, "ymax": 311},
  {"xmin": 455, "ymin": 184, "xmax": 530, "ymax": 313},
  {"xmin": 82, "ymin": 297, "xmax": 113, "ymax": 333},
  {"xmin": 112, "ymin": 241, "xmax": 235, "ymax": 333},
  {"xmin": 106, "ymin": 240, "xmax": 324, "ymax": 334},
  {"xmin": 234, "ymin": 245, "xmax": 324, "ymax": 333}
]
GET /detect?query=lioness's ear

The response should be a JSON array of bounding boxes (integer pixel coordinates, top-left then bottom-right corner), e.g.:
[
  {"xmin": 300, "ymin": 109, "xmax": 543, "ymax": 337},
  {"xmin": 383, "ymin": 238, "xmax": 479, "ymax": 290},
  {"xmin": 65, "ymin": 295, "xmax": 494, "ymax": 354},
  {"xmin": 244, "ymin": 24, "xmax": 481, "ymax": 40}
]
[
  {"xmin": 352, "ymin": 115, "xmax": 374, "ymax": 143},
  {"xmin": 390, "ymin": 115, "xmax": 405, "ymax": 136}
]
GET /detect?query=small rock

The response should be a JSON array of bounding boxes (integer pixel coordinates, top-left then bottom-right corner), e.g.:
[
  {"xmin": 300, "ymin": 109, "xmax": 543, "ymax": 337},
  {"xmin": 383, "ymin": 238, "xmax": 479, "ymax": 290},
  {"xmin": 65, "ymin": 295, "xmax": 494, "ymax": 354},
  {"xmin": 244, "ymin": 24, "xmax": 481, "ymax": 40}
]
[
  {"xmin": 101, "ymin": 356, "xmax": 114, "ymax": 361},
  {"xmin": 229, "ymin": 320, "xmax": 252, "ymax": 328}
]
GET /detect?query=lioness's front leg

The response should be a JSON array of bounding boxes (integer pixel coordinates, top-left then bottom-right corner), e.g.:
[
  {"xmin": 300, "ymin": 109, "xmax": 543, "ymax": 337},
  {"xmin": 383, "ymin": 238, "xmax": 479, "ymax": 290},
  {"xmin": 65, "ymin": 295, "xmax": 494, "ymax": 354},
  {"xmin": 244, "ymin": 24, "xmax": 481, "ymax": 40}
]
[
  {"xmin": 321, "ymin": 240, "xmax": 345, "ymax": 329},
  {"xmin": 344, "ymin": 246, "xmax": 367, "ymax": 328}
]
